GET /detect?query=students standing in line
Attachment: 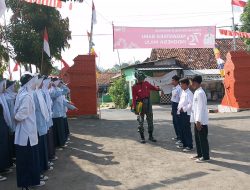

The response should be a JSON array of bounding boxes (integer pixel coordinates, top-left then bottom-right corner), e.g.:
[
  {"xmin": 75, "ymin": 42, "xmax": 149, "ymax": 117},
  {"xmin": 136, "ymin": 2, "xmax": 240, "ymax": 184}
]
[{"xmin": 50, "ymin": 78, "xmax": 69, "ymax": 149}]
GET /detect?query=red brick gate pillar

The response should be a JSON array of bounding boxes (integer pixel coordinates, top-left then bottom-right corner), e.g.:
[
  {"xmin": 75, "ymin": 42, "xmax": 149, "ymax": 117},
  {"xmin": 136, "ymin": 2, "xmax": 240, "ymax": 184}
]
[
  {"xmin": 62, "ymin": 55, "xmax": 98, "ymax": 117},
  {"xmin": 219, "ymin": 51, "xmax": 250, "ymax": 112}
]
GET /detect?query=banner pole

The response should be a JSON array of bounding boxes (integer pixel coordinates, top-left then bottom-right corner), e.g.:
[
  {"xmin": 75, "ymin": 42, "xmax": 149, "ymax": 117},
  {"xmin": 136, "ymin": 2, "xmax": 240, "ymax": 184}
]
[
  {"xmin": 89, "ymin": 0, "xmax": 94, "ymax": 54},
  {"xmin": 231, "ymin": 4, "xmax": 237, "ymax": 51}
]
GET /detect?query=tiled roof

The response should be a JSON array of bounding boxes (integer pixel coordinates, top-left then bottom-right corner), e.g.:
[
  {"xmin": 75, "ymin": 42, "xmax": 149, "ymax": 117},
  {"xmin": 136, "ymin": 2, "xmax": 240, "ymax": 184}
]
[
  {"xmin": 97, "ymin": 72, "xmax": 119, "ymax": 86},
  {"xmin": 150, "ymin": 39, "xmax": 247, "ymax": 69}
]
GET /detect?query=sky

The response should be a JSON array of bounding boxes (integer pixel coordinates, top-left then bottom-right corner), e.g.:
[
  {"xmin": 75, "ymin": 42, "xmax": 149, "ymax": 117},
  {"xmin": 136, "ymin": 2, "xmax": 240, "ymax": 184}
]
[{"xmin": 1, "ymin": 0, "xmax": 244, "ymax": 79}]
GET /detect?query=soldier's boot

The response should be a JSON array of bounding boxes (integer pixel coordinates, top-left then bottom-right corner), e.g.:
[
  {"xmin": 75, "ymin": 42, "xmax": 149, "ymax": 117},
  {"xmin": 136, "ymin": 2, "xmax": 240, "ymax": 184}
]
[
  {"xmin": 149, "ymin": 132, "xmax": 157, "ymax": 142},
  {"xmin": 139, "ymin": 132, "xmax": 146, "ymax": 144}
]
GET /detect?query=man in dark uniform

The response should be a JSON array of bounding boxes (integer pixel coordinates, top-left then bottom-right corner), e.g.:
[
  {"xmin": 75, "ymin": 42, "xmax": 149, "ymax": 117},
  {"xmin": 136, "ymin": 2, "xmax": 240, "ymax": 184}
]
[{"xmin": 132, "ymin": 71, "xmax": 160, "ymax": 144}]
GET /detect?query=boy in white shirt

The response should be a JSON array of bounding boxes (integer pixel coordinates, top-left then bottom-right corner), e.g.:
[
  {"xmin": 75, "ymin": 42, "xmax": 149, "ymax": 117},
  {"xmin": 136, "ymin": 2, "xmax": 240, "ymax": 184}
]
[
  {"xmin": 190, "ymin": 75, "xmax": 210, "ymax": 162},
  {"xmin": 171, "ymin": 75, "xmax": 182, "ymax": 143},
  {"xmin": 177, "ymin": 78, "xmax": 194, "ymax": 152}
]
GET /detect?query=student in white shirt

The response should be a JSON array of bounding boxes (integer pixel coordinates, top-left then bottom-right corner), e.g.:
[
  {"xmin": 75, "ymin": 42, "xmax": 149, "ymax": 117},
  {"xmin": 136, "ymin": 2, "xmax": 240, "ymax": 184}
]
[
  {"xmin": 177, "ymin": 78, "xmax": 194, "ymax": 152},
  {"xmin": 171, "ymin": 75, "xmax": 182, "ymax": 143},
  {"xmin": 190, "ymin": 75, "xmax": 210, "ymax": 162},
  {"xmin": 14, "ymin": 73, "xmax": 45, "ymax": 189}
]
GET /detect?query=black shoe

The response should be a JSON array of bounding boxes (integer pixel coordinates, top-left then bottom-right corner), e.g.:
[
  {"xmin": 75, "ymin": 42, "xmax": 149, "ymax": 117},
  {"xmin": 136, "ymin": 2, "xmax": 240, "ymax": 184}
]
[
  {"xmin": 139, "ymin": 132, "xmax": 146, "ymax": 144},
  {"xmin": 149, "ymin": 136, "xmax": 157, "ymax": 142}
]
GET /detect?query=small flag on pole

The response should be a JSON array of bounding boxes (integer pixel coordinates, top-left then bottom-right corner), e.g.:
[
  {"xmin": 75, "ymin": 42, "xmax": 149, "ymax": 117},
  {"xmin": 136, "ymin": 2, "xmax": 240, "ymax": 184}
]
[
  {"xmin": 61, "ymin": 59, "xmax": 70, "ymax": 68},
  {"xmin": 232, "ymin": 0, "xmax": 247, "ymax": 12},
  {"xmin": 232, "ymin": 0, "xmax": 247, "ymax": 7},
  {"xmin": 43, "ymin": 27, "xmax": 51, "ymax": 57},
  {"xmin": 0, "ymin": 0, "xmax": 7, "ymax": 18},
  {"xmin": 92, "ymin": 1, "xmax": 97, "ymax": 24},
  {"xmin": 13, "ymin": 62, "xmax": 19, "ymax": 72}
]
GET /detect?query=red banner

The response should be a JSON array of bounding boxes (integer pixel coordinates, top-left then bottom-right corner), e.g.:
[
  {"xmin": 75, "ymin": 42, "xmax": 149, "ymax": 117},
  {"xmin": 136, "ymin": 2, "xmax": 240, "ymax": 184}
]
[
  {"xmin": 113, "ymin": 26, "xmax": 216, "ymax": 49},
  {"xmin": 24, "ymin": 0, "xmax": 62, "ymax": 8},
  {"xmin": 219, "ymin": 29, "xmax": 250, "ymax": 39}
]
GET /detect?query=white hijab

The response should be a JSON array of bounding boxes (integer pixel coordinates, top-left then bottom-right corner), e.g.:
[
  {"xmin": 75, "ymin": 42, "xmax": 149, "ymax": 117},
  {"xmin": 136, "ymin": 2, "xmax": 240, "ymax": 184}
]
[
  {"xmin": 35, "ymin": 78, "xmax": 50, "ymax": 122},
  {"xmin": 42, "ymin": 78, "xmax": 53, "ymax": 117},
  {"xmin": 0, "ymin": 79, "xmax": 12, "ymax": 127},
  {"xmin": 4, "ymin": 82, "xmax": 17, "ymax": 100},
  {"xmin": 14, "ymin": 74, "xmax": 38, "ymax": 115}
]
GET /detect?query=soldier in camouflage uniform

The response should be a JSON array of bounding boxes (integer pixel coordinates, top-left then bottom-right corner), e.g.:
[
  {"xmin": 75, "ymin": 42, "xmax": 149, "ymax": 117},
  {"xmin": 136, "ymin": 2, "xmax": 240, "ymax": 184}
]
[{"xmin": 132, "ymin": 71, "xmax": 160, "ymax": 143}]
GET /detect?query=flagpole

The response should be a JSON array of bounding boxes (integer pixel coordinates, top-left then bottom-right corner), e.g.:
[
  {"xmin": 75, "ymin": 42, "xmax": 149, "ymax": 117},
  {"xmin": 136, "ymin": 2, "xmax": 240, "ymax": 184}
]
[
  {"xmin": 231, "ymin": 3, "xmax": 237, "ymax": 51},
  {"xmin": 41, "ymin": 41, "xmax": 44, "ymax": 74},
  {"xmin": 89, "ymin": 1, "xmax": 94, "ymax": 54}
]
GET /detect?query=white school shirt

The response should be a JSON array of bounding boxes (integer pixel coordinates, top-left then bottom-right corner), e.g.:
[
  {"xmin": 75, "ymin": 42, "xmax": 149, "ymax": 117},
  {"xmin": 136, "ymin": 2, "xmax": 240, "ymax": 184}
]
[
  {"xmin": 171, "ymin": 85, "xmax": 182, "ymax": 103},
  {"xmin": 14, "ymin": 88, "xmax": 38, "ymax": 146},
  {"xmin": 177, "ymin": 88, "xmax": 194, "ymax": 116},
  {"xmin": 190, "ymin": 87, "xmax": 209, "ymax": 125}
]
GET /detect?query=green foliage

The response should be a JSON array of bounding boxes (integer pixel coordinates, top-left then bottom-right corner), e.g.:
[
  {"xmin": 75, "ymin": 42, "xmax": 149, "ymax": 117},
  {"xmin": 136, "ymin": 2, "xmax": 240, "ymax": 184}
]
[
  {"xmin": 5, "ymin": 0, "xmax": 71, "ymax": 75},
  {"xmin": 0, "ymin": 63, "xmax": 7, "ymax": 79},
  {"xmin": 50, "ymin": 66, "xmax": 60, "ymax": 76},
  {"xmin": 109, "ymin": 76, "xmax": 129, "ymax": 109},
  {"xmin": 241, "ymin": 1, "xmax": 250, "ymax": 50}
]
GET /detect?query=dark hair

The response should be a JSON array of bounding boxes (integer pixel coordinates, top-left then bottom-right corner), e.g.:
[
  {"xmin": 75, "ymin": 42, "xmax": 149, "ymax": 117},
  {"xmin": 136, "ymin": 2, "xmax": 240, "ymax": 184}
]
[
  {"xmin": 179, "ymin": 78, "xmax": 190, "ymax": 85},
  {"xmin": 20, "ymin": 74, "xmax": 32, "ymax": 86},
  {"xmin": 6, "ymin": 80, "xmax": 15, "ymax": 88},
  {"xmin": 172, "ymin": 75, "xmax": 180, "ymax": 81},
  {"xmin": 192, "ymin": 75, "xmax": 202, "ymax": 84}
]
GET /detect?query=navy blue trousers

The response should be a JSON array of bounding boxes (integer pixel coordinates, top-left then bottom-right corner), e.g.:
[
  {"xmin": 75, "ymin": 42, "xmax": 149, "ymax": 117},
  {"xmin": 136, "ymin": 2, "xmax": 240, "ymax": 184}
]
[
  {"xmin": 180, "ymin": 112, "xmax": 193, "ymax": 149},
  {"xmin": 171, "ymin": 102, "xmax": 181, "ymax": 140}
]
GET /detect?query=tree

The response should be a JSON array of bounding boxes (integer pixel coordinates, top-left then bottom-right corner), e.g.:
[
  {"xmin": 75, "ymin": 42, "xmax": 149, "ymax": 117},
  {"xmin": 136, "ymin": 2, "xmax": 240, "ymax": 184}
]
[
  {"xmin": 241, "ymin": 1, "xmax": 250, "ymax": 50},
  {"xmin": 107, "ymin": 63, "xmax": 130, "ymax": 72},
  {"xmin": 5, "ymin": 0, "xmax": 71, "ymax": 75},
  {"xmin": 109, "ymin": 76, "xmax": 129, "ymax": 109}
]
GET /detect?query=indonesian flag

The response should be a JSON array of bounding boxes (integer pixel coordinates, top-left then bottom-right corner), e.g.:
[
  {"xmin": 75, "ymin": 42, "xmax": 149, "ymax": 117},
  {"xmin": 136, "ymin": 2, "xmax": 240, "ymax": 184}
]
[
  {"xmin": 61, "ymin": 59, "xmax": 70, "ymax": 68},
  {"xmin": 0, "ymin": 0, "xmax": 7, "ymax": 18},
  {"xmin": 43, "ymin": 27, "xmax": 51, "ymax": 57},
  {"xmin": 24, "ymin": 0, "xmax": 62, "ymax": 8},
  {"xmin": 92, "ymin": 1, "xmax": 97, "ymax": 24},
  {"xmin": 13, "ymin": 62, "xmax": 20, "ymax": 72},
  {"xmin": 232, "ymin": 0, "xmax": 247, "ymax": 7}
]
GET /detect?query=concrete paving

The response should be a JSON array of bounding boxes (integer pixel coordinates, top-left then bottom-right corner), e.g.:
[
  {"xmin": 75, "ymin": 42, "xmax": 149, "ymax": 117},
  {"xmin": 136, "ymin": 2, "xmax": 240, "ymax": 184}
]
[{"xmin": 1, "ymin": 105, "xmax": 250, "ymax": 190}]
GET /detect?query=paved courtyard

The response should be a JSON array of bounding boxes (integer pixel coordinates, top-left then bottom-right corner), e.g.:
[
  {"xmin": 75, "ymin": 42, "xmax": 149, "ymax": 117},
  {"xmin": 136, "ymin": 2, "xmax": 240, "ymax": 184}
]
[{"xmin": 1, "ymin": 105, "xmax": 250, "ymax": 190}]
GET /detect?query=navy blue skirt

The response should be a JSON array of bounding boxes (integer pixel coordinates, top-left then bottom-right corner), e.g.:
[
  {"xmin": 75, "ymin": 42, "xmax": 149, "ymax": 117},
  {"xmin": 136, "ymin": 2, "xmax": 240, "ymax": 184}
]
[
  {"xmin": 16, "ymin": 141, "xmax": 40, "ymax": 188},
  {"xmin": 0, "ymin": 116, "xmax": 11, "ymax": 171},
  {"xmin": 47, "ymin": 127, "xmax": 56, "ymax": 160},
  {"xmin": 38, "ymin": 134, "xmax": 49, "ymax": 172},
  {"xmin": 52, "ymin": 117, "xmax": 66, "ymax": 148}
]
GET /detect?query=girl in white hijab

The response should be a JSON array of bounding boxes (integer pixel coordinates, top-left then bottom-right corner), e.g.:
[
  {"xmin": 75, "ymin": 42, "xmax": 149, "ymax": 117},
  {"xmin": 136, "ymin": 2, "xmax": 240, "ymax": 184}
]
[
  {"xmin": 42, "ymin": 78, "xmax": 57, "ymax": 161},
  {"xmin": 33, "ymin": 75, "xmax": 52, "ymax": 181},
  {"xmin": 0, "ymin": 79, "xmax": 12, "ymax": 182},
  {"xmin": 14, "ymin": 73, "xmax": 45, "ymax": 189},
  {"xmin": 4, "ymin": 80, "xmax": 18, "ymax": 166}
]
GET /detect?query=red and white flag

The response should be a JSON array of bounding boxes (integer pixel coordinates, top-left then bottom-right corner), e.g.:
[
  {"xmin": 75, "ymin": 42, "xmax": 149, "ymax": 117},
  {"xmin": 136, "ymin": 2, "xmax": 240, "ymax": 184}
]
[
  {"xmin": 24, "ymin": 0, "xmax": 62, "ymax": 9},
  {"xmin": 13, "ymin": 62, "xmax": 20, "ymax": 72},
  {"xmin": 43, "ymin": 27, "xmax": 51, "ymax": 57},
  {"xmin": 92, "ymin": 1, "xmax": 97, "ymax": 24},
  {"xmin": 61, "ymin": 59, "xmax": 70, "ymax": 68},
  {"xmin": 232, "ymin": 0, "xmax": 247, "ymax": 12},
  {"xmin": 232, "ymin": 0, "xmax": 247, "ymax": 7}
]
